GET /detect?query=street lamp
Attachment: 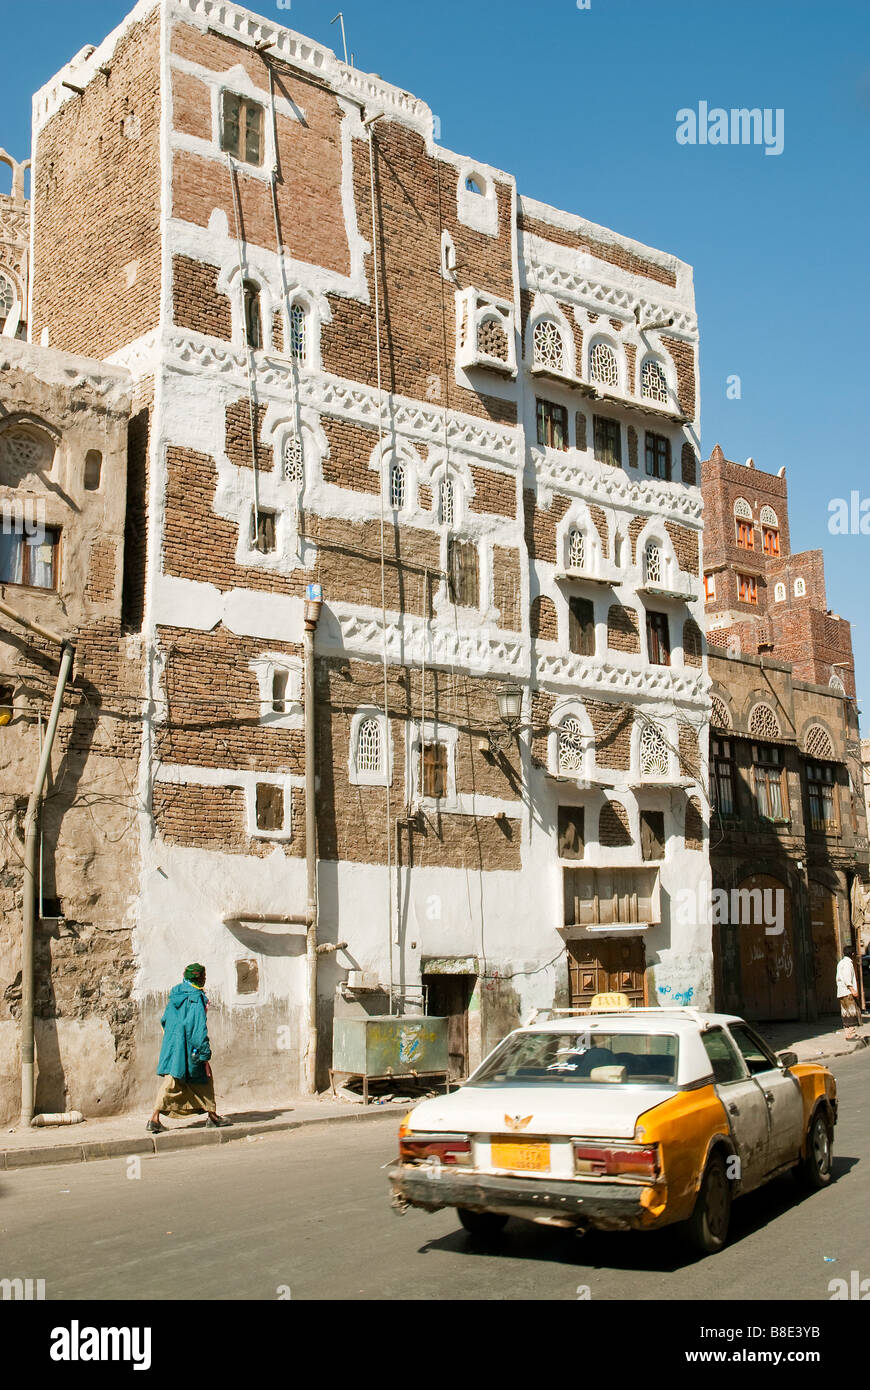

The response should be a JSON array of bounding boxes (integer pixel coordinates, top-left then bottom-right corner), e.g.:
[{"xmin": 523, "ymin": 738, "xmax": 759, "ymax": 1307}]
[{"xmin": 496, "ymin": 683, "xmax": 523, "ymax": 729}]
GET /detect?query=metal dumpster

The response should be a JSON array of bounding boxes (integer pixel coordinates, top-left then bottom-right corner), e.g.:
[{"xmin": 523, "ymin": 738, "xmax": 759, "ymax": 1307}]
[{"xmin": 331, "ymin": 1015, "xmax": 450, "ymax": 1103}]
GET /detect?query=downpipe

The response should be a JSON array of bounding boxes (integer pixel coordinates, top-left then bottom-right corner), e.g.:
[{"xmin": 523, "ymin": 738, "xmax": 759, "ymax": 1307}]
[{"xmin": 21, "ymin": 639, "xmax": 75, "ymax": 1127}]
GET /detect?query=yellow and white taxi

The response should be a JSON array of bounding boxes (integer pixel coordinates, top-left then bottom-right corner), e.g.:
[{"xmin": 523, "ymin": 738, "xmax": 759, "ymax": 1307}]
[{"xmin": 388, "ymin": 1003, "xmax": 837, "ymax": 1252}]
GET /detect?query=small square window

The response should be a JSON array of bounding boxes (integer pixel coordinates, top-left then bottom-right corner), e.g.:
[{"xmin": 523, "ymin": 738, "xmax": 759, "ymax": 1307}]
[
  {"xmin": 422, "ymin": 742, "xmax": 448, "ymax": 799},
  {"xmin": 271, "ymin": 668, "xmax": 289, "ymax": 713},
  {"xmin": 221, "ymin": 91, "xmax": 264, "ymax": 166},
  {"xmin": 255, "ymin": 782, "xmax": 284, "ymax": 831},
  {"xmin": 252, "ymin": 510, "xmax": 277, "ymax": 554},
  {"xmin": 243, "ymin": 281, "xmax": 262, "ymax": 349},
  {"xmin": 0, "ymin": 527, "xmax": 60, "ymax": 589},
  {"xmin": 737, "ymin": 573, "xmax": 758, "ymax": 604},
  {"xmin": 235, "ymin": 958, "xmax": 259, "ymax": 995},
  {"xmin": 646, "ymin": 611, "xmax": 671, "ymax": 665},
  {"xmin": 704, "ymin": 573, "xmax": 716, "ymax": 602}
]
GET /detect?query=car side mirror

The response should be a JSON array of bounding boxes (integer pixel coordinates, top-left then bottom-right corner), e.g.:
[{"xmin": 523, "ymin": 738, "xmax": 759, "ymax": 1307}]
[{"xmin": 777, "ymin": 1050, "xmax": 798, "ymax": 1069}]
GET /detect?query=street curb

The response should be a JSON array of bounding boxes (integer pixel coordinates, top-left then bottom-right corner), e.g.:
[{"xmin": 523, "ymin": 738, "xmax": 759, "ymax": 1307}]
[{"xmin": 0, "ymin": 1102, "xmax": 405, "ymax": 1171}]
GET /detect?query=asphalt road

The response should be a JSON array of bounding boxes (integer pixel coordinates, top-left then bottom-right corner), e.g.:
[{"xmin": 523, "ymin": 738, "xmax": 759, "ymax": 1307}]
[{"xmin": 2, "ymin": 1051, "xmax": 868, "ymax": 1301}]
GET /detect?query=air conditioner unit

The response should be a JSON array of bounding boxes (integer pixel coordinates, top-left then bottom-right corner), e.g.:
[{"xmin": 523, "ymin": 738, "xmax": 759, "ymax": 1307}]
[{"xmin": 345, "ymin": 970, "xmax": 380, "ymax": 992}]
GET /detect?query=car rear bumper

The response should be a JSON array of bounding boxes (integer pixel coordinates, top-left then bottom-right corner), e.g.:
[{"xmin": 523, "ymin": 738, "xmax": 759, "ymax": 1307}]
[{"xmin": 388, "ymin": 1163, "xmax": 664, "ymax": 1231}]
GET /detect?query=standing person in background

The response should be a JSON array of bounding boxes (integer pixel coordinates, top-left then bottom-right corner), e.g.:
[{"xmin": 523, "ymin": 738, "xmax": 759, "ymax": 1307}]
[
  {"xmin": 836, "ymin": 945, "xmax": 861, "ymax": 1042},
  {"xmin": 147, "ymin": 963, "xmax": 232, "ymax": 1132}
]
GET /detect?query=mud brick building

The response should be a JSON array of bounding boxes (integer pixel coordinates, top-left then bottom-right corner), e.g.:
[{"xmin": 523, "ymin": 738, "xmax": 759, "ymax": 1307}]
[
  {"xmin": 0, "ymin": 338, "xmax": 134, "ymax": 1121},
  {"xmin": 0, "ymin": 0, "xmax": 711, "ymax": 1117},
  {"xmin": 701, "ymin": 447, "xmax": 867, "ymax": 1020}
]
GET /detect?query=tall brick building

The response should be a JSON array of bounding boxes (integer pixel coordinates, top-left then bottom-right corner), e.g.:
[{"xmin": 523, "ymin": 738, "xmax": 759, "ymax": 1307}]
[
  {"xmin": 701, "ymin": 447, "xmax": 867, "ymax": 1020},
  {"xmin": 0, "ymin": 149, "xmax": 29, "ymax": 339},
  {"xmin": 0, "ymin": 0, "xmax": 711, "ymax": 1118}
]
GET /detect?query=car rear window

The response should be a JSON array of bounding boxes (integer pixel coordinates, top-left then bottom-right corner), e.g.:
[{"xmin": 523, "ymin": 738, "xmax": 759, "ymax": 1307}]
[{"xmin": 470, "ymin": 1030, "xmax": 678, "ymax": 1086}]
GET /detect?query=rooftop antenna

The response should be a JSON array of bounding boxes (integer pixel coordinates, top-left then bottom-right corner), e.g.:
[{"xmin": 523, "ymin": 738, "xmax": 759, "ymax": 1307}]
[{"xmin": 331, "ymin": 12, "xmax": 349, "ymax": 65}]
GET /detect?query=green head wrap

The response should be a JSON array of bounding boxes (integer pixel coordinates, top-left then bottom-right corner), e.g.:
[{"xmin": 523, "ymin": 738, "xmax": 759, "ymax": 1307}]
[{"xmin": 184, "ymin": 963, "xmax": 206, "ymax": 984}]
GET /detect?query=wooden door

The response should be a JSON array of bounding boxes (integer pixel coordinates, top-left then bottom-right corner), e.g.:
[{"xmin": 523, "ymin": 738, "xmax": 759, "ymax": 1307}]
[
  {"xmin": 567, "ymin": 937, "xmax": 646, "ymax": 1009},
  {"xmin": 736, "ymin": 874, "xmax": 799, "ymax": 1020},
  {"xmin": 424, "ymin": 975, "xmax": 474, "ymax": 1079},
  {"xmin": 808, "ymin": 880, "xmax": 841, "ymax": 1015}
]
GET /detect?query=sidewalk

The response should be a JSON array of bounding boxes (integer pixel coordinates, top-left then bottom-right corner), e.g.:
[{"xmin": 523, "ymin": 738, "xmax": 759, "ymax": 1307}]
[
  {"xmin": 758, "ymin": 1013, "xmax": 870, "ymax": 1064},
  {"xmin": 3, "ymin": 1015, "xmax": 866, "ymax": 1173},
  {"xmin": 0, "ymin": 1088, "xmax": 411, "ymax": 1172}
]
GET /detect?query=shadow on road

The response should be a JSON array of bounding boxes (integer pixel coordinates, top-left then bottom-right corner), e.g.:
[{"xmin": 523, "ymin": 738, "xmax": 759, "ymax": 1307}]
[{"xmin": 416, "ymin": 1157, "xmax": 860, "ymax": 1273}]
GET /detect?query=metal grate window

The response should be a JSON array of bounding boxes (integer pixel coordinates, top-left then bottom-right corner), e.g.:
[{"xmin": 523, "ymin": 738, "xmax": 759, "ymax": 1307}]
[
  {"xmin": 639, "ymin": 722, "xmax": 669, "ymax": 778},
  {"xmin": 641, "ymin": 358, "xmax": 668, "ymax": 403},
  {"xmin": 533, "ymin": 319, "xmax": 564, "ymax": 371},
  {"xmin": 567, "ymin": 528, "xmax": 585, "ymax": 569},
  {"xmin": 282, "ymin": 435, "xmax": 304, "ymax": 484},
  {"xmin": 590, "ymin": 341, "xmax": 618, "ymax": 387},
  {"xmin": 289, "ymin": 303, "xmax": 308, "ymax": 363},
  {"xmin": 558, "ymin": 716, "xmax": 586, "ymax": 773},
  {"xmin": 389, "ymin": 459, "xmax": 405, "ymax": 510}
]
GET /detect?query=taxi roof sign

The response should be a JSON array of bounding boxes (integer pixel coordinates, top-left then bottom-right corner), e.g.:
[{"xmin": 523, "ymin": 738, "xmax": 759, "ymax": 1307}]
[{"xmin": 589, "ymin": 992, "xmax": 632, "ymax": 1012}]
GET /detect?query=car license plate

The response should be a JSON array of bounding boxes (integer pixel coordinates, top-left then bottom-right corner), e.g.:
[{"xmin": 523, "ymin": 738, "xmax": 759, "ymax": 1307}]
[{"xmin": 491, "ymin": 1139, "xmax": 550, "ymax": 1172}]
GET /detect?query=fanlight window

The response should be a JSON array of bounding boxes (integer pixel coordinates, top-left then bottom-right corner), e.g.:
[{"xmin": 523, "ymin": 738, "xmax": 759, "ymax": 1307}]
[
  {"xmin": 829, "ymin": 674, "xmax": 845, "ymax": 695},
  {"xmin": 0, "ymin": 426, "xmax": 55, "ymax": 487},
  {"xmin": 733, "ymin": 497, "xmax": 752, "ymax": 520},
  {"xmin": 644, "ymin": 543, "xmax": 663, "ymax": 585},
  {"xmin": 389, "ymin": 459, "xmax": 406, "ymax": 510},
  {"xmin": 749, "ymin": 702, "xmax": 781, "ymax": 739},
  {"xmin": 711, "ymin": 695, "xmax": 731, "ymax": 730},
  {"xmin": 558, "ymin": 716, "xmax": 586, "ymax": 774},
  {"xmin": 804, "ymin": 725, "xmax": 834, "ymax": 760},
  {"xmin": 590, "ymin": 342, "xmax": 619, "ymax": 387},
  {"xmin": 760, "ymin": 506, "xmax": 779, "ymax": 527},
  {"xmin": 641, "ymin": 359, "xmax": 669, "ymax": 404},
  {"xmin": 567, "ymin": 528, "xmax": 585, "ymax": 570},
  {"xmin": 439, "ymin": 476, "xmax": 456, "ymax": 526},
  {"xmin": 639, "ymin": 722, "xmax": 669, "ymax": 778},
  {"xmin": 289, "ymin": 303, "xmax": 308, "ymax": 363},
  {"xmin": 533, "ymin": 320, "xmax": 564, "ymax": 372},
  {"xmin": 282, "ymin": 435, "xmax": 304, "ymax": 484},
  {"xmin": 356, "ymin": 718, "xmax": 383, "ymax": 774}
]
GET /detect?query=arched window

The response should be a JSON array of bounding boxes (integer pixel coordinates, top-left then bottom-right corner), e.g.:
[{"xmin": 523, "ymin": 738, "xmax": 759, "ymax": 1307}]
[
  {"xmin": 711, "ymin": 695, "xmax": 731, "ymax": 730},
  {"xmin": 774, "ymin": 582, "xmax": 786, "ymax": 602},
  {"xmin": 558, "ymin": 716, "xmax": 586, "ymax": 773},
  {"xmin": 439, "ymin": 475, "xmax": 455, "ymax": 526},
  {"xmin": 734, "ymin": 498, "xmax": 752, "ymax": 519},
  {"xmin": 829, "ymin": 674, "xmax": 845, "ymax": 695},
  {"xmin": 794, "ymin": 577, "xmax": 806, "ymax": 597},
  {"xmin": 0, "ymin": 423, "xmax": 56, "ymax": 487},
  {"xmin": 356, "ymin": 717, "xmax": 382, "ymax": 774},
  {"xmin": 282, "ymin": 435, "xmax": 304, "ymax": 484},
  {"xmin": 389, "ymin": 458, "xmax": 406, "ymax": 510},
  {"xmin": 477, "ymin": 315, "xmax": 509, "ymax": 362},
  {"xmin": 641, "ymin": 358, "xmax": 668, "ymax": 404},
  {"xmin": 83, "ymin": 450, "xmax": 102, "ymax": 491},
  {"xmin": 567, "ymin": 528, "xmax": 585, "ymax": 570},
  {"xmin": 804, "ymin": 724, "xmax": 834, "ymax": 760},
  {"xmin": 749, "ymin": 702, "xmax": 781, "ymax": 739},
  {"xmin": 243, "ymin": 280, "xmax": 262, "ymax": 349},
  {"xmin": 589, "ymin": 341, "xmax": 619, "ymax": 387},
  {"xmin": 289, "ymin": 302, "xmax": 308, "ymax": 363},
  {"xmin": 639, "ymin": 722, "xmax": 669, "ymax": 778},
  {"xmin": 271, "ymin": 668, "xmax": 289, "ymax": 713},
  {"xmin": 760, "ymin": 505, "xmax": 779, "ymax": 527},
  {"xmin": 0, "ymin": 272, "xmax": 15, "ymax": 328},
  {"xmin": 760, "ymin": 504, "xmax": 780, "ymax": 555},
  {"xmin": 465, "ymin": 175, "xmax": 482, "ymax": 194},
  {"xmin": 644, "ymin": 542, "xmax": 662, "ymax": 585},
  {"xmin": 533, "ymin": 319, "xmax": 564, "ymax": 372}
]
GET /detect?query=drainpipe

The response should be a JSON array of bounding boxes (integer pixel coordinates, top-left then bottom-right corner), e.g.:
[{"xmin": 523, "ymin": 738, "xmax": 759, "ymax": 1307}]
[
  {"xmin": 17, "ymin": 631, "xmax": 75, "ymax": 1126},
  {"xmin": 303, "ymin": 585, "xmax": 322, "ymax": 1094}
]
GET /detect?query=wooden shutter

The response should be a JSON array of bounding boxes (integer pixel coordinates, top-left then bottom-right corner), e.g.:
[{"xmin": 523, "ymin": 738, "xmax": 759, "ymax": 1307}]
[
  {"xmin": 640, "ymin": 810, "xmax": 665, "ymax": 861},
  {"xmin": 423, "ymin": 742, "xmax": 448, "ymax": 799},
  {"xmin": 558, "ymin": 806, "xmax": 585, "ymax": 859},
  {"xmin": 448, "ymin": 538, "xmax": 479, "ymax": 608}
]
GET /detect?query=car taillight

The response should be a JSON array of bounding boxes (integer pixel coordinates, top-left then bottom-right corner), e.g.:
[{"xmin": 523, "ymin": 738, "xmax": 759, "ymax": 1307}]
[
  {"xmin": 573, "ymin": 1142, "xmax": 660, "ymax": 1180},
  {"xmin": 399, "ymin": 1134, "xmax": 472, "ymax": 1165}
]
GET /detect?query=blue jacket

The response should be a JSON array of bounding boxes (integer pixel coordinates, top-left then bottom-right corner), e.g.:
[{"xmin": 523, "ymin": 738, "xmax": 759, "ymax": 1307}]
[{"xmin": 157, "ymin": 981, "xmax": 212, "ymax": 1083}]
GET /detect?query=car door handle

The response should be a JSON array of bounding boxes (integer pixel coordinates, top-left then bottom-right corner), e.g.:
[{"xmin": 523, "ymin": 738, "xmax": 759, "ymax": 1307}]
[
  {"xmin": 728, "ymin": 1103, "xmax": 739, "ymax": 1115},
  {"xmin": 763, "ymin": 1091, "xmax": 774, "ymax": 1104}
]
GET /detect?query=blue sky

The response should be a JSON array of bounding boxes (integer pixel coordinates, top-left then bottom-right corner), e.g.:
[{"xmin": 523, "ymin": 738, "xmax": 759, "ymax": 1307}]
[{"xmin": 2, "ymin": 0, "xmax": 869, "ymax": 716}]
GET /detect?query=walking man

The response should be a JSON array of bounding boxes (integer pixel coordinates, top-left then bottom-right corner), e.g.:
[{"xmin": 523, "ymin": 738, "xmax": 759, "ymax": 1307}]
[
  {"xmin": 147, "ymin": 963, "xmax": 232, "ymax": 1132},
  {"xmin": 836, "ymin": 945, "xmax": 861, "ymax": 1042}
]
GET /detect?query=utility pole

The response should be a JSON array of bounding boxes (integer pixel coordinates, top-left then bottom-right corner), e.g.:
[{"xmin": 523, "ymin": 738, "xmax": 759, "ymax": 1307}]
[{"xmin": 303, "ymin": 583, "xmax": 322, "ymax": 1093}]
